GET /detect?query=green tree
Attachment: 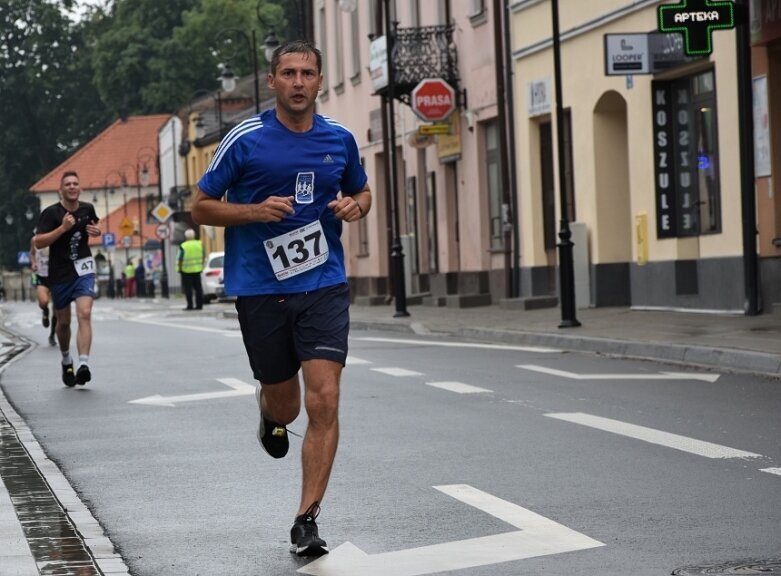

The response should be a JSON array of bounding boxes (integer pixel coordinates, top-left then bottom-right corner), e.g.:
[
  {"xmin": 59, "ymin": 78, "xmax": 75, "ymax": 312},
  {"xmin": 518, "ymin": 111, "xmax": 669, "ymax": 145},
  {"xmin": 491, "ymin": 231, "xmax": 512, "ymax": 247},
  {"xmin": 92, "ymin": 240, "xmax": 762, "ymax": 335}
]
[{"xmin": 0, "ymin": 0, "xmax": 110, "ymax": 270}]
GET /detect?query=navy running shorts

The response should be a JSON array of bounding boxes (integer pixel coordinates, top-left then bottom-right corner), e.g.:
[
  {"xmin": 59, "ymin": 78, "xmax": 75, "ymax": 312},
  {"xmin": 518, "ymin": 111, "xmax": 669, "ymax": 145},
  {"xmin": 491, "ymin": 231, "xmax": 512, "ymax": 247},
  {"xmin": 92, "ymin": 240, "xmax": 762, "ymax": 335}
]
[
  {"xmin": 235, "ymin": 283, "xmax": 351, "ymax": 385},
  {"xmin": 50, "ymin": 274, "xmax": 96, "ymax": 310}
]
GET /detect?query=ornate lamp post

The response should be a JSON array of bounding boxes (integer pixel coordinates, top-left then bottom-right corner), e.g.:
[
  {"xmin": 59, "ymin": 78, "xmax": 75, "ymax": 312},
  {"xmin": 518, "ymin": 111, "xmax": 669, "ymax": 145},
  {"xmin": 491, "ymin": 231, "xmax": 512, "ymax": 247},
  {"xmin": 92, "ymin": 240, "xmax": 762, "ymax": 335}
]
[{"xmin": 215, "ymin": 27, "xmax": 260, "ymax": 114}]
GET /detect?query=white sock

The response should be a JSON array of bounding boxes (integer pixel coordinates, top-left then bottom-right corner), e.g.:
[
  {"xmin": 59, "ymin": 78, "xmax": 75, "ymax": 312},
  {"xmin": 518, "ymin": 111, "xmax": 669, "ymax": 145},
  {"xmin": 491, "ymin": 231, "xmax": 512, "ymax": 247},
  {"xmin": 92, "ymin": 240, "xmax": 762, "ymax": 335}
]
[
  {"xmin": 61, "ymin": 351, "xmax": 72, "ymax": 365},
  {"xmin": 78, "ymin": 355, "xmax": 89, "ymax": 368}
]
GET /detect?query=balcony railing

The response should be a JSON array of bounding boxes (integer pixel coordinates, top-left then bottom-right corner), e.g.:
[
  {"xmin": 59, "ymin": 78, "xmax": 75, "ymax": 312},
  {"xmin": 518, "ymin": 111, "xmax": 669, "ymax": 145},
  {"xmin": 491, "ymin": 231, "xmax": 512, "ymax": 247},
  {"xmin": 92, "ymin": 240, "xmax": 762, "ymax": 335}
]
[{"xmin": 389, "ymin": 23, "xmax": 459, "ymax": 105}]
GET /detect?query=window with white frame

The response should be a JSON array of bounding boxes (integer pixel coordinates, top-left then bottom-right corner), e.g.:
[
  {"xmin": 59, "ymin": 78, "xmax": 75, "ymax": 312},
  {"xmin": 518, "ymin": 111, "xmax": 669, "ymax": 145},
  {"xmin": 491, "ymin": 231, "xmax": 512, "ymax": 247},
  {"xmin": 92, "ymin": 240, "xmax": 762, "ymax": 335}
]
[
  {"xmin": 333, "ymin": 0, "xmax": 344, "ymax": 89},
  {"xmin": 318, "ymin": 3, "xmax": 329, "ymax": 95},
  {"xmin": 350, "ymin": 6, "xmax": 360, "ymax": 81}
]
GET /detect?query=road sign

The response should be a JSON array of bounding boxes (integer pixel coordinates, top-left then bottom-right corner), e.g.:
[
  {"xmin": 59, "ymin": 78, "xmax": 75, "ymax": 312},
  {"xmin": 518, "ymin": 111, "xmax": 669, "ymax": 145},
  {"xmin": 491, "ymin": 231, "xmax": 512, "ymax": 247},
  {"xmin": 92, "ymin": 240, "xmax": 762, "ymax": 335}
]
[
  {"xmin": 657, "ymin": 0, "xmax": 735, "ymax": 56},
  {"xmin": 151, "ymin": 202, "xmax": 173, "ymax": 223},
  {"xmin": 102, "ymin": 232, "xmax": 116, "ymax": 248},
  {"xmin": 119, "ymin": 217, "xmax": 134, "ymax": 237},
  {"xmin": 418, "ymin": 123, "xmax": 451, "ymax": 136},
  {"xmin": 17, "ymin": 251, "xmax": 30, "ymax": 266},
  {"xmin": 121, "ymin": 235, "xmax": 133, "ymax": 248},
  {"xmin": 411, "ymin": 78, "xmax": 456, "ymax": 123},
  {"xmin": 155, "ymin": 223, "xmax": 171, "ymax": 240}
]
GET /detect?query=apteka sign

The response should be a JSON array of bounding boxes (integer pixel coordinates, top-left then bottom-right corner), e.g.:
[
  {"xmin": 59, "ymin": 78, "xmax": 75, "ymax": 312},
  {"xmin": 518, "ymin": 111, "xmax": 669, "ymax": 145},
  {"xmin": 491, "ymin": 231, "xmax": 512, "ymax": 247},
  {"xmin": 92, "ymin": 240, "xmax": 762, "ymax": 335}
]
[{"xmin": 658, "ymin": 0, "xmax": 735, "ymax": 56}]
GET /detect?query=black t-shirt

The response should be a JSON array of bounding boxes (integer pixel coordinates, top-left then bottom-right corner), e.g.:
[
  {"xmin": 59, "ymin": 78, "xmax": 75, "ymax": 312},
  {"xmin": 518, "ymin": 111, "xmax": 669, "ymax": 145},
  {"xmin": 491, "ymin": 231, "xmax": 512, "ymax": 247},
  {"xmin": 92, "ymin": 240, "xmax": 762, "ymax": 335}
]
[{"xmin": 37, "ymin": 201, "xmax": 99, "ymax": 284}]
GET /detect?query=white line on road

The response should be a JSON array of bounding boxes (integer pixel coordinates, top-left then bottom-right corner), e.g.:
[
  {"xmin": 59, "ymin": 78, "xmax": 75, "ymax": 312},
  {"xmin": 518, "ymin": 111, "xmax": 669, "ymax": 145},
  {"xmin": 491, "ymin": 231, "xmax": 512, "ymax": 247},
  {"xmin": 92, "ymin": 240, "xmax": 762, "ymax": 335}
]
[
  {"xmin": 426, "ymin": 381, "xmax": 492, "ymax": 394},
  {"xmin": 126, "ymin": 317, "xmax": 238, "ymax": 337},
  {"xmin": 760, "ymin": 468, "xmax": 781, "ymax": 476},
  {"xmin": 129, "ymin": 378, "xmax": 255, "ymax": 407},
  {"xmin": 545, "ymin": 412, "xmax": 763, "ymax": 459},
  {"xmin": 371, "ymin": 367, "xmax": 424, "ymax": 377},
  {"xmin": 346, "ymin": 356, "xmax": 372, "ymax": 365},
  {"xmin": 356, "ymin": 337, "xmax": 559, "ymax": 353},
  {"xmin": 519, "ymin": 364, "xmax": 720, "ymax": 382}
]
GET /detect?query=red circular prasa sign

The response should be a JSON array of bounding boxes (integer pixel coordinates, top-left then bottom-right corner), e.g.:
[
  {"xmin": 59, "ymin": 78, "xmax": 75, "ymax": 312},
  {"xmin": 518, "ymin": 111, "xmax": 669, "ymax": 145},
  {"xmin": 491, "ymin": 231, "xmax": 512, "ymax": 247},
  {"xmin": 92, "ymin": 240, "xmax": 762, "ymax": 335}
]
[{"xmin": 411, "ymin": 78, "xmax": 456, "ymax": 122}]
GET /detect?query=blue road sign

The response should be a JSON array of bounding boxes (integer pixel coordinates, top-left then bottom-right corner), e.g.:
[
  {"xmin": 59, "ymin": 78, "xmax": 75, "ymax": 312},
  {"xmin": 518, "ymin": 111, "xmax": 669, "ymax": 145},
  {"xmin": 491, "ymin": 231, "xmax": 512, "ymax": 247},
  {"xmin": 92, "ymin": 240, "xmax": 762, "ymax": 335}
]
[
  {"xmin": 17, "ymin": 251, "xmax": 30, "ymax": 266},
  {"xmin": 103, "ymin": 232, "xmax": 116, "ymax": 248}
]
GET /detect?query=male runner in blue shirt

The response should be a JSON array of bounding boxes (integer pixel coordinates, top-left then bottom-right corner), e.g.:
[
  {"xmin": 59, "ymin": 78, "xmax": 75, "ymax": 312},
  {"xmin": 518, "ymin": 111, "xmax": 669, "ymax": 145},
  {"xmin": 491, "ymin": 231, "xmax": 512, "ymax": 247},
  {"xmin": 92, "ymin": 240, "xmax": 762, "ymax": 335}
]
[{"xmin": 193, "ymin": 39, "xmax": 371, "ymax": 558}]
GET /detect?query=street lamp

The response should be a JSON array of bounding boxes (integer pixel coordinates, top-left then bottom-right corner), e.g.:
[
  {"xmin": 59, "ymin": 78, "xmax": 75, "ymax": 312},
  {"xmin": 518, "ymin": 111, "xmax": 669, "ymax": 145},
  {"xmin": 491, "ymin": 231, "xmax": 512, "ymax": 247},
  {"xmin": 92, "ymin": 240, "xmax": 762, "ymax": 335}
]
[
  {"xmin": 215, "ymin": 27, "xmax": 260, "ymax": 113},
  {"xmin": 188, "ymin": 88, "xmax": 224, "ymax": 140},
  {"xmin": 136, "ymin": 146, "xmax": 157, "ymax": 296},
  {"xmin": 551, "ymin": 0, "xmax": 580, "ymax": 328},
  {"xmin": 383, "ymin": 0, "xmax": 409, "ymax": 317},
  {"xmin": 5, "ymin": 208, "xmax": 34, "ymax": 301}
]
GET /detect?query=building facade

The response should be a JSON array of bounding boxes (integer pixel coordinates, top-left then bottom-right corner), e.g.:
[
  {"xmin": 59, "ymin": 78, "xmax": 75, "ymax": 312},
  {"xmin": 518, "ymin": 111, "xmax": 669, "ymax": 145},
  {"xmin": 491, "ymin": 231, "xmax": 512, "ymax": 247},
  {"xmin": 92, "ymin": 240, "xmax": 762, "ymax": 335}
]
[
  {"xmin": 511, "ymin": 0, "xmax": 780, "ymax": 312},
  {"xmin": 314, "ymin": 0, "xmax": 513, "ymax": 307}
]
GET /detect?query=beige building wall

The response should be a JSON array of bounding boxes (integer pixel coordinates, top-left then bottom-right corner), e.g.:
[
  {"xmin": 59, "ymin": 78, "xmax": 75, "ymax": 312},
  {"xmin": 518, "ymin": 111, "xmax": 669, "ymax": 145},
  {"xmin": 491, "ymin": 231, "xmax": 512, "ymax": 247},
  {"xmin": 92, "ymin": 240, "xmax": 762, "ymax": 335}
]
[{"xmin": 512, "ymin": 0, "xmax": 749, "ymax": 310}]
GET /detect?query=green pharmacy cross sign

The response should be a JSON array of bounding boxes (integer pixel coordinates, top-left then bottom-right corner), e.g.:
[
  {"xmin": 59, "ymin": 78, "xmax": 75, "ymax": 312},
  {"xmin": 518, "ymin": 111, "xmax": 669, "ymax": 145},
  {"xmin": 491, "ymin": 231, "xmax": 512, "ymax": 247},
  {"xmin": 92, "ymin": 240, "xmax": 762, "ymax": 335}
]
[{"xmin": 658, "ymin": 0, "xmax": 735, "ymax": 56}]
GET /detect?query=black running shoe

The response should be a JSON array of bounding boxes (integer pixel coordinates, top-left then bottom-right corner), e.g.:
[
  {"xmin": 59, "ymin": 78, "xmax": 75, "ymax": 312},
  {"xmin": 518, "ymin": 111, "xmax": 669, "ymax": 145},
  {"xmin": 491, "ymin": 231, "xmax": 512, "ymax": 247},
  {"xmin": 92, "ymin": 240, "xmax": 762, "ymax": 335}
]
[
  {"xmin": 290, "ymin": 502, "xmax": 328, "ymax": 557},
  {"xmin": 42, "ymin": 308, "xmax": 49, "ymax": 328},
  {"xmin": 255, "ymin": 385, "xmax": 288, "ymax": 458},
  {"xmin": 75, "ymin": 365, "xmax": 91, "ymax": 386},
  {"xmin": 48, "ymin": 334, "xmax": 56, "ymax": 347},
  {"xmin": 62, "ymin": 363, "xmax": 76, "ymax": 387}
]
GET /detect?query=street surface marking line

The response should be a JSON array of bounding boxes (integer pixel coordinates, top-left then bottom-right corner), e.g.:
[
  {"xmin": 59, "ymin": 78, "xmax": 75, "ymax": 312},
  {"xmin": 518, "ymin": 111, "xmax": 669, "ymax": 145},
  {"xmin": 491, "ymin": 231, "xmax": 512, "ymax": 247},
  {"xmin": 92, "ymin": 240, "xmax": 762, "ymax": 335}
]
[
  {"xmin": 357, "ymin": 336, "xmax": 559, "ymax": 353},
  {"xmin": 126, "ymin": 317, "xmax": 237, "ymax": 337},
  {"xmin": 426, "ymin": 381, "xmax": 492, "ymax": 394},
  {"xmin": 297, "ymin": 484, "xmax": 603, "ymax": 576},
  {"xmin": 128, "ymin": 377, "xmax": 255, "ymax": 407},
  {"xmin": 519, "ymin": 364, "xmax": 720, "ymax": 382},
  {"xmin": 760, "ymin": 468, "xmax": 781, "ymax": 476},
  {"xmin": 346, "ymin": 356, "xmax": 371, "ymax": 365},
  {"xmin": 371, "ymin": 367, "xmax": 424, "ymax": 377},
  {"xmin": 545, "ymin": 412, "xmax": 762, "ymax": 459}
]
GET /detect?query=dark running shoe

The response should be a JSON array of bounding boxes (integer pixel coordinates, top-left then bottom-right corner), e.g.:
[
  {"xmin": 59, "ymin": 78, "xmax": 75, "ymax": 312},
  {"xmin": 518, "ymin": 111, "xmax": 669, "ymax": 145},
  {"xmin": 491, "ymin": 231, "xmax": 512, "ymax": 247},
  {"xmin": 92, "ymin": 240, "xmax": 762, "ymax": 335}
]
[
  {"xmin": 290, "ymin": 502, "xmax": 328, "ymax": 557},
  {"xmin": 255, "ymin": 385, "xmax": 288, "ymax": 458},
  {"xmin": 42, "ymin": 308, "xmax": 49, "ymax": 328},
  {"xmin": 75, "ymin": 365, "xmax": 91, "ymax": 386},
  {"xmin": 62, "ymin": 363, "xmax": 76, "ymax": 387},
  {"xmin": 48, "ymin": 334, "xmax": 56, "ymax": 347}
]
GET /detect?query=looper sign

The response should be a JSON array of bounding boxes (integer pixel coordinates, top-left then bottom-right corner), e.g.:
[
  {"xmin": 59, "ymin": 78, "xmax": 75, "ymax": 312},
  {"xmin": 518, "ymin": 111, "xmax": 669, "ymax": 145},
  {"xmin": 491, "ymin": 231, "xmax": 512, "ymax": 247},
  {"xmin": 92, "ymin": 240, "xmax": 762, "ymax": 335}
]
[{"xmin": 411, "ymin": 78, "xmax": 456, "ymax": 123}]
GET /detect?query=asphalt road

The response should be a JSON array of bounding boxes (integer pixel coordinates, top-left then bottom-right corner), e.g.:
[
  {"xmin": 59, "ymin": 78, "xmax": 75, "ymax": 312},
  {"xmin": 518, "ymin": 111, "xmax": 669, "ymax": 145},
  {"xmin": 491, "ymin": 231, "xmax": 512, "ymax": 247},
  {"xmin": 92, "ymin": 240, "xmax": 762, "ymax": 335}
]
[{"xmin": 1, "ymin": 300, "xmax": 779, "ymax": 576}]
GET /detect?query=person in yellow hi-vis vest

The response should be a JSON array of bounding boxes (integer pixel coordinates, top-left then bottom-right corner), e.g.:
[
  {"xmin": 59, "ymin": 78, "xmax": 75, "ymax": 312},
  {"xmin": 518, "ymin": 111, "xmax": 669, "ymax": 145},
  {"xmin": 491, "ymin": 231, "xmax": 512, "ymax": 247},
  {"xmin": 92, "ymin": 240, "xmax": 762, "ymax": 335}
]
[{"xmin": 177, "ymin": 228, "xmax": 204, "ymax": 310}]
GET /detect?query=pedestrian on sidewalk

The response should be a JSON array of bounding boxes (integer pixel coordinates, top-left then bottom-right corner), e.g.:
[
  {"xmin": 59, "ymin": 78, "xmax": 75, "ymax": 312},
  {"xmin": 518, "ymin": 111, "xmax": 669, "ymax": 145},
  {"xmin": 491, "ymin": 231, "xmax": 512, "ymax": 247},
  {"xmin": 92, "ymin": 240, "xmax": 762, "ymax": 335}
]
[
  {"xmin": 29, "ymin": 234, "xmax": 57, "ymax": 346},
  {"xmin": 192, "ymin": 39, "xmax": 371, "ymax": 558},
  {"xmin": 176, "ymin": 228, "xmax": 204, "ymax": 310},
  {"xmin": 124, "ymin": 261, "xmax": 136, "ymax": 298},
  {"xmin": 33, "ymin": 171, "xmax": 100, "ymax": 386}
]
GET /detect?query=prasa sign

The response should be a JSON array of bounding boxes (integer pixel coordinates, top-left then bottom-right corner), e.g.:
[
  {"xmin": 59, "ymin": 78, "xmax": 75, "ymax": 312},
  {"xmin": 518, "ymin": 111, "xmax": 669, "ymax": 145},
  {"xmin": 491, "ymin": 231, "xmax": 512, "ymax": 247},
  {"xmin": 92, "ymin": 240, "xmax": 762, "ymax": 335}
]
[{"xmin": 411, "ymin": 78, "xmax": 456, "ymax": 123}]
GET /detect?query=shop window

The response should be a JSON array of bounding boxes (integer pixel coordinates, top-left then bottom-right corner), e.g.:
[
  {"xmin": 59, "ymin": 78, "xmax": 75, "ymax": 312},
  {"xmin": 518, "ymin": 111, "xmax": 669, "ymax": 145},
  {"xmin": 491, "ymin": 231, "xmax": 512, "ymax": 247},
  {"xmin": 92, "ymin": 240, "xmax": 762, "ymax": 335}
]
[{"xmin": 652, "ymin": 69, "xmax": 721, "ymax": 238}]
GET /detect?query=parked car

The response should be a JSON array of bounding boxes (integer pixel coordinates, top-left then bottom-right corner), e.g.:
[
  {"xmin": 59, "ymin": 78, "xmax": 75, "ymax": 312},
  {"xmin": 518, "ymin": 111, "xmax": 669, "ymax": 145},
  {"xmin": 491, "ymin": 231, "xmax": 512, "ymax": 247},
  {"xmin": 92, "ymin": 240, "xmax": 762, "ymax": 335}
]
[{"xmin": 201, "ymin": 251, "xmax": 224, "ymax": 303}]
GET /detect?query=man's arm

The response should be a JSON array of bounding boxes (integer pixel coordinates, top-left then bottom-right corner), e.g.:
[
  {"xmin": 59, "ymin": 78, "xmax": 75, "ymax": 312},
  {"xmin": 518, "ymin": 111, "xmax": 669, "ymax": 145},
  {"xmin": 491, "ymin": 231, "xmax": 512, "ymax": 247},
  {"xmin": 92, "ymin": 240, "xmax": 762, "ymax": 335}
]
[
  {"xmin": 191, "ymin": 189, "xmax": 296, "ymax": 227},
  {"xmin": 328, "ymin": 183, "xmax": 372, "ymax": 223},
  {"xmin": 29, "ymin": 238, "xmax": 37, "ymax": 272}
]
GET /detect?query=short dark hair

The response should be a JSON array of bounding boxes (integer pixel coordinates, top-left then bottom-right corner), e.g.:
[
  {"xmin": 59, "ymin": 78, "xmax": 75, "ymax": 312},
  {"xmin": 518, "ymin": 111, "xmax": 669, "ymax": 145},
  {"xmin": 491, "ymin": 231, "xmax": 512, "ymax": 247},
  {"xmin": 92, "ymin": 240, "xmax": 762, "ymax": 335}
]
[
  {"xmin": 60, "ymin": 171, "xmax": 79, "ymax": 183},
  {"xmin": 270, "ymin": 40, "xmax": 322, "ymax": 75}
]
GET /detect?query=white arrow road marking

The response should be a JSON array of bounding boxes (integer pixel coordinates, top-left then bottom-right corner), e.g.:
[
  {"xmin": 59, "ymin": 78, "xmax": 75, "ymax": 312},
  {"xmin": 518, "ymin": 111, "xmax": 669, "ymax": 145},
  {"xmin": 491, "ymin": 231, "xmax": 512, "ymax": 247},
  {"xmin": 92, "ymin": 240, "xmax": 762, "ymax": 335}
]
[
  {"xmin": 298, "ymin": 484, "xmax": 603, "ymax": 576},
  {"xmin": 356, "ymin": 337, "xmax": 560, "ymax": 353},
  {"xmin": 760, "ymin": 468, "xmax": 781, "ymax": 477},
  {"xmin": 371, "ymin": 367, "xmax": 424, "ymax": 377},
  {"xmin": 546, "ymin": 412, "xmax": 763, "ymax": 459},
  {"xmin": 129, "ymin": 378, "xmax": 255, "ymax": 407},
  {"xmin": 518, "ymin": 364, "xmax": 720, "ymax": 382},
  {"xmin": 426, "ymin": 381, "xmax": 492, "ymax": 394}
]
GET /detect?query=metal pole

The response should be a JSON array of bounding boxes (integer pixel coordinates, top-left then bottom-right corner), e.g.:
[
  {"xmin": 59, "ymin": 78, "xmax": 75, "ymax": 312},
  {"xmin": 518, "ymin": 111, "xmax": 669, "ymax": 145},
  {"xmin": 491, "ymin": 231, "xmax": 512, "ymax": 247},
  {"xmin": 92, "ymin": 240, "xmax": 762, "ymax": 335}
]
[
  {"xmin": 384, "ymin": 0, "xmax": 409, "ymax": 317},
  {"xmin": 736, "ymin": 0, "xmax": 760, "ymax": 315},
  {"xmin": 551, "ymin": 0, "xmax": 580, "ymax": 328},
  {"xmin": 105, "ymin": 191, "xmax": 115, "ymax": 298},
  {"xmin": 493, "ymin": 0, "xmax": 513, "ymax": 300}
]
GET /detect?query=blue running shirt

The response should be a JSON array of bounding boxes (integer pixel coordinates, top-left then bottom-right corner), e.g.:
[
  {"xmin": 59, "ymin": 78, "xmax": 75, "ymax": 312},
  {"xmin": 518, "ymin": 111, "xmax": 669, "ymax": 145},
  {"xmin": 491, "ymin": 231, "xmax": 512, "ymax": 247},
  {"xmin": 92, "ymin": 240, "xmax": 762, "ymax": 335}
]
[{"xmin": 198, "ymin": 109, "xmax": 368, "ymax": 296}]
